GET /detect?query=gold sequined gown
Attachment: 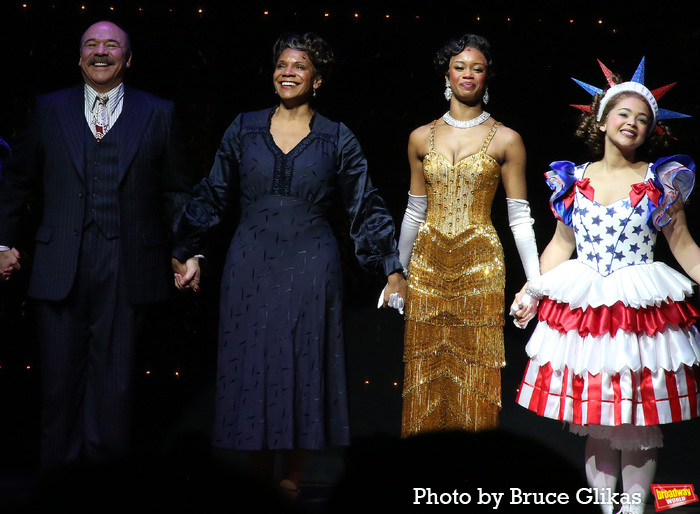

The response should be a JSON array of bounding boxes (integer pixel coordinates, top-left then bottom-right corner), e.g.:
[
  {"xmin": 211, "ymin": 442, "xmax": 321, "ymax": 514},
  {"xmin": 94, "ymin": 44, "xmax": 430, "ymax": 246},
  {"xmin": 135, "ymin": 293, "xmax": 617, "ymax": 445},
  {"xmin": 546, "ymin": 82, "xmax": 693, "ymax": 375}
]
[{"xmin": 402, "ymin": 121, "xmax": 505, "ymax": 436}]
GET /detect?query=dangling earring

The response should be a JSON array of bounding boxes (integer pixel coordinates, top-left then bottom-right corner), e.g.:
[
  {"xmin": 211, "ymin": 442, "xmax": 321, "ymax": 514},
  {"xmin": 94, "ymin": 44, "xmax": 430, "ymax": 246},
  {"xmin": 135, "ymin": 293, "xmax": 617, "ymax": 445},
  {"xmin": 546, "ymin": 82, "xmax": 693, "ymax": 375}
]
[
  {"xmin": 313, "ymin": 88, "xmax": 317, "ymax": 98},
  {"xmin": 483, "ymin": 88, "xmax": 490, "ymax": 104},
  {"xmin": 444, "ymin": 81, "xmax": 452, "ymax": 101}
]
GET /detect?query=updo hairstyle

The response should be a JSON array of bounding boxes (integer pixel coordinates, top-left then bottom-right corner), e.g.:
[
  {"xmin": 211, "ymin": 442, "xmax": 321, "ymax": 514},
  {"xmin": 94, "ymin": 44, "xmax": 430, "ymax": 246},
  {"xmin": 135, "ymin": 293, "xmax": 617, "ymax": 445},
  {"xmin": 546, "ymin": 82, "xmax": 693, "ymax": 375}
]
[
  {"xmin": 272, "ymin": 32, "xmax": 335, "ymax": 81},
  {"xmin": 433, "ymin": 33, "xmax": 494, "ymax": 82}
]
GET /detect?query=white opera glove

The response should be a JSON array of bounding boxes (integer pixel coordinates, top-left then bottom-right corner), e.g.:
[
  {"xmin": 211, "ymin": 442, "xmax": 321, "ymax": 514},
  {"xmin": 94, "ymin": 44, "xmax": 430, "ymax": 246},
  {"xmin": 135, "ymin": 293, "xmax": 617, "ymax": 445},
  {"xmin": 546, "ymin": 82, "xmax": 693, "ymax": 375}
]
[
  {"xmin": 398, "ymin": 193, "xmax": 427, "ymax": 273},
  {"xmin": 377, "ymin": 192, "xmax": 427, "ymax": 314},
  {"xmin": 507, "ymin": 198, "xmax": 540, "ymax": 282},
  {"xmin": 507, "ymin": 198, "xmax": 540, "ymax": 328}
]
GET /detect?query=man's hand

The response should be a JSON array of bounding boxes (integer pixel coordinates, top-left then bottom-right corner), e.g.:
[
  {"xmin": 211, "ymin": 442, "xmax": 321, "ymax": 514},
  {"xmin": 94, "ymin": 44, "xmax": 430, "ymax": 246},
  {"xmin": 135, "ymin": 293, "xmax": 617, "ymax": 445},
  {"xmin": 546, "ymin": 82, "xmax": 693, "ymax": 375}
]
[
  {"xmin": 171, "ymin": 257, "xmax": 201, "ymax": 292},
  {"xmin": 0, "ymin": 248, "xmax": 21, "ymax": 281}
]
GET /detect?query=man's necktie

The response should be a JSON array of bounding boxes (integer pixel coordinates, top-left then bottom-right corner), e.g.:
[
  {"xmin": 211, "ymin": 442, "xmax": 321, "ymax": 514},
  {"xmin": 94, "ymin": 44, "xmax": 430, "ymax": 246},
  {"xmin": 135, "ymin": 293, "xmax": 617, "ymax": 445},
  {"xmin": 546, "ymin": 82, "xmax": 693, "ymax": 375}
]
[{"xmin": 93, "ymin": 94, "xmax": 109, "ymax": 140}]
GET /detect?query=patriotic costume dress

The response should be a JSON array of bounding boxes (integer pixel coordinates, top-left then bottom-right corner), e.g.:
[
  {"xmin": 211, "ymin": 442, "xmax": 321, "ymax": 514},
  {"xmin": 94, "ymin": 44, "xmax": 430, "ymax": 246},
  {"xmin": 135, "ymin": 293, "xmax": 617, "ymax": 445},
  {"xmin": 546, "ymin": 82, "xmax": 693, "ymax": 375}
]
[{"xmin": 517, "ymin": 156, "xmax": 700, "ymax": 449}]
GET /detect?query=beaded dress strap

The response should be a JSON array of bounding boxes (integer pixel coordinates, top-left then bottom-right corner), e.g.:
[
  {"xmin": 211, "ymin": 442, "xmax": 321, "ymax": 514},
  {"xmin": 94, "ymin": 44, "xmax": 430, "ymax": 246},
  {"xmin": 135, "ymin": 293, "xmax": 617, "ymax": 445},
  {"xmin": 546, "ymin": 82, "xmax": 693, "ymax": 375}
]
[
  {"xmin": 479, "ymin": 122, "xmax": 502, "ymax": 153},
  {"xmin": 429, "ymin": 120, "xmax": 437, "ymax": 152}
]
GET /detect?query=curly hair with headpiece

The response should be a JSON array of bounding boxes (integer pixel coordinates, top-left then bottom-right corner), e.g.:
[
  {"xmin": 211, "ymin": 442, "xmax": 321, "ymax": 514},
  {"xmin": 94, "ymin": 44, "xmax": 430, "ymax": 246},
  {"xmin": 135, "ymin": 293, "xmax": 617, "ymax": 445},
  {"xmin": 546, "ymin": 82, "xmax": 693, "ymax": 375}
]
[
  {"xmin": 576, "ymin": 73, "xmax": 672, "ymax": 159},
  {"xmin": 272, "ymin": 32, "xmax": 335, "ymax": 81}
]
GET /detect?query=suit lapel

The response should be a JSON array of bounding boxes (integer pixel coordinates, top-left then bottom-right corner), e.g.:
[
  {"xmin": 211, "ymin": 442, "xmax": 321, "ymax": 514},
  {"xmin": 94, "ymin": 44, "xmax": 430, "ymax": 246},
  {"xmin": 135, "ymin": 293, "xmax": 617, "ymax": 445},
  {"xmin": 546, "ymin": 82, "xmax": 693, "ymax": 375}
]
[
  {"xmin": 116, "ymin": 87, "xmax": 154, "ymax": 183},
  {"xmin": 56, "ymin": 85, "xmax": 89, "ymax": 181}
]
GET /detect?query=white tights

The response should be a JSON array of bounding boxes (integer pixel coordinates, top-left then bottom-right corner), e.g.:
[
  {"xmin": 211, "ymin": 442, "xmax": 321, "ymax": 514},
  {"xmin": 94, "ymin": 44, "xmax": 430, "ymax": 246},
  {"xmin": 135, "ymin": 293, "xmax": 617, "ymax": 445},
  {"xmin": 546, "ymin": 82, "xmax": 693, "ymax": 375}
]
[{"xmin": 585, "ymin": 436, "xmax": 657, "ymax": 514}]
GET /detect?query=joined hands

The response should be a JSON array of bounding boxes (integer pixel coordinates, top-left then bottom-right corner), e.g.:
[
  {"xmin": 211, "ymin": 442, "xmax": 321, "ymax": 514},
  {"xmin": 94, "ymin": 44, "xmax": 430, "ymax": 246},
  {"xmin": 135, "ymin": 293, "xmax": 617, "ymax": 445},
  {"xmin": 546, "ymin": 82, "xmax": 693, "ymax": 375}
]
[
  {"xmin": 378, "ymin": 271, "xmax": 407, "ymax": 314},
  {"xmin": 172, "ymin": 257, "xmax": 201, "ymax": 292},
  {"xmin": 0, "ymin": 248, "xmax": 21, "ymax": 281}
]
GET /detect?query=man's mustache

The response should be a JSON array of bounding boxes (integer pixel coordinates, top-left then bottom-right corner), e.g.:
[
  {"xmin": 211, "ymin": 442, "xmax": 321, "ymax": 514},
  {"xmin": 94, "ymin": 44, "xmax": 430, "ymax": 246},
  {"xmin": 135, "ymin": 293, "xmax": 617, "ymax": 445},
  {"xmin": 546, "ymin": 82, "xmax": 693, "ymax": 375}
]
[{"xmin": 88, "ymin": 56, "xmax": 115, "ymax": 65}]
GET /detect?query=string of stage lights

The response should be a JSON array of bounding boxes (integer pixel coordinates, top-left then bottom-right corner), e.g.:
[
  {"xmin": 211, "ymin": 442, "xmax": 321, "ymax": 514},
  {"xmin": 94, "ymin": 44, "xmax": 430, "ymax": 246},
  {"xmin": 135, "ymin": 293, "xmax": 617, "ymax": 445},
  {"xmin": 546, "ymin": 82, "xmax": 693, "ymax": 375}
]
[{"xmin": 10, "ymin": 1, "xmax": 622, "ymax": 32}]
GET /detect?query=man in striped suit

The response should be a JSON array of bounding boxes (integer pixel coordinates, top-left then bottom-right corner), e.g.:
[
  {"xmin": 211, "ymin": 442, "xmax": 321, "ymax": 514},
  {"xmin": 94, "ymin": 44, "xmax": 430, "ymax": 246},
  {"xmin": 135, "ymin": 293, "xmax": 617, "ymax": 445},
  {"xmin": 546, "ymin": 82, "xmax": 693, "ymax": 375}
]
[{"xmin": 0, "ymin": 20, "xmax": 197, "ymax": 469}]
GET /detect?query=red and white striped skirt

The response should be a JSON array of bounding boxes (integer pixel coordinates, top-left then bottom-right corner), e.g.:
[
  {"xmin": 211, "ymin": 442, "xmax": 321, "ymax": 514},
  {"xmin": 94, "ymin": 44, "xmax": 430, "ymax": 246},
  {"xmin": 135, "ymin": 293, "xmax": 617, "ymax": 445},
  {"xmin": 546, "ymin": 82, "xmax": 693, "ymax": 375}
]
[
  {"xmin": 517, "ymin": 293, "xmax": 700, "ymax": 428},
  {"xmin": 517, "ymin": 359, "xmax": 700, "ymax": 426}
]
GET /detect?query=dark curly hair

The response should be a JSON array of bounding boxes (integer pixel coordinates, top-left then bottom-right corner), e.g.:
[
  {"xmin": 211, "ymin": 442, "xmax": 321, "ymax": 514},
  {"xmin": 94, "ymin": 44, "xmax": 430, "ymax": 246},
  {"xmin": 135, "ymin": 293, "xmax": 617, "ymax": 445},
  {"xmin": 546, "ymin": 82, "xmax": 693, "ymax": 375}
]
[
  {"xmin": 434, "ymin": 34, "xmax": 494, "ymax": 82},
  {"xmin": 272, "ymin": 32, "xmax": 335, "ymax": 81},
  {"xmin": 576, "ymin": 73, "xmax": 672, "ymax": 159}
]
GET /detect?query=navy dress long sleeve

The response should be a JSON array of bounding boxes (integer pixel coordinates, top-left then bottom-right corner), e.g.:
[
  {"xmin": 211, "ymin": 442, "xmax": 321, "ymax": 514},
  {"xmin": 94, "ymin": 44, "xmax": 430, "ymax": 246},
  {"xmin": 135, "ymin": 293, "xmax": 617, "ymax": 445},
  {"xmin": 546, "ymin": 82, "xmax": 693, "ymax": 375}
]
[{"xmin": 174, "ymin": 108, "xmax": 401, "ymax": 449}]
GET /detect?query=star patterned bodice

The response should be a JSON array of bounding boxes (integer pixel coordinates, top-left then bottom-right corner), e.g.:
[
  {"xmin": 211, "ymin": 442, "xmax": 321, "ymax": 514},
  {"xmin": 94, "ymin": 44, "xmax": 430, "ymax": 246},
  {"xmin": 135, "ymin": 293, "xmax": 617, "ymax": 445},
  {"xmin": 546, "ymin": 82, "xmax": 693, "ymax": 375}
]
[{"xmin": 572, "ymin": 166, "xmax": 658, "ymax": 276}]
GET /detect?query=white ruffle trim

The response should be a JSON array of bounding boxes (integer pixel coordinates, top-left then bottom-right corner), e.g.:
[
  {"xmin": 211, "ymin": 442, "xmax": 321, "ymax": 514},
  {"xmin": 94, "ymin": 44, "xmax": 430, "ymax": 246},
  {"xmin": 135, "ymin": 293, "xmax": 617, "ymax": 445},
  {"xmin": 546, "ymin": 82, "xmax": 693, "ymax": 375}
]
[
  {"xmin": 567, "ymin": 423, "xmax": 664, "ymax": 450},
  {"xmin": 651, "ymin": 157, "xmax": 695, "ymax": 229},
  {"xmin": 525, "ymin": 322, "xmax": 700, "ymax": 375},
  {"xmin": 533, "ymin": 260, "xmax": 696, "ymax": 310}
]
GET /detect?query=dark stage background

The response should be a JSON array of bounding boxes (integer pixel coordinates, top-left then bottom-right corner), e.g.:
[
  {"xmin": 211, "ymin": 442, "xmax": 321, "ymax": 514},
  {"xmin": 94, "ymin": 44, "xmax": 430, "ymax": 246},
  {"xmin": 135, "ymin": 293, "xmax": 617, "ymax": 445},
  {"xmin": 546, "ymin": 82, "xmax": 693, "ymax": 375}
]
[{"xmin": 0, "ymin": 0, "xmax": 699, "ymax": 510}]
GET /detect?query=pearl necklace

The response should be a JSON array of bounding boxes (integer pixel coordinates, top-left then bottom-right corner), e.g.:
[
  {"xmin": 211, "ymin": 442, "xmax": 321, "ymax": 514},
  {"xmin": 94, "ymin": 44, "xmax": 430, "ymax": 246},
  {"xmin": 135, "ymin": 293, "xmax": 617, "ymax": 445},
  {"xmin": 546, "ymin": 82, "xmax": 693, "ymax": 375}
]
[{"xmin": 442, "ymin": 110, "xmax": 491, "ymax": 129}]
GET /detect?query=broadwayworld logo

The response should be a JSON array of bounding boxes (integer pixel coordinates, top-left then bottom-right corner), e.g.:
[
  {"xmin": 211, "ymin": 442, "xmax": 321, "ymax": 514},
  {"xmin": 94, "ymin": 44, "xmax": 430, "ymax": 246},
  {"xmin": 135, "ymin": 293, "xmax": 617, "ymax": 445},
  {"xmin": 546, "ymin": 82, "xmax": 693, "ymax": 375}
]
[{"xmin": 651, "ymin": 484, "xmax": 698, "ymax": 511}]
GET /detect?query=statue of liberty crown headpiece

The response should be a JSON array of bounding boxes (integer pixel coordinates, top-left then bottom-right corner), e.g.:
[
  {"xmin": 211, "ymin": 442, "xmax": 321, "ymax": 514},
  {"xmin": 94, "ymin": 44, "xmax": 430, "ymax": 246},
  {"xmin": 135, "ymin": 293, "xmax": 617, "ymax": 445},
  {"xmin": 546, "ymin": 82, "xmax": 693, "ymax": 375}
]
[{"xmin": 570, "ymin": 57, "xmax": 690, "ymax": 133}]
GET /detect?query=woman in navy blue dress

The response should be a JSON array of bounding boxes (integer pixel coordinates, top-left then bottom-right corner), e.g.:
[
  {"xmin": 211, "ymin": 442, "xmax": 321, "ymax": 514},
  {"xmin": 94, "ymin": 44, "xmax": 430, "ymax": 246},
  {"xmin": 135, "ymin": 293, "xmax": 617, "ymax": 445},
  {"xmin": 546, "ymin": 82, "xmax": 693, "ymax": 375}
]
[{"xmin": 172, "ymin": 33, "xmax": 405, "ymax": 496}]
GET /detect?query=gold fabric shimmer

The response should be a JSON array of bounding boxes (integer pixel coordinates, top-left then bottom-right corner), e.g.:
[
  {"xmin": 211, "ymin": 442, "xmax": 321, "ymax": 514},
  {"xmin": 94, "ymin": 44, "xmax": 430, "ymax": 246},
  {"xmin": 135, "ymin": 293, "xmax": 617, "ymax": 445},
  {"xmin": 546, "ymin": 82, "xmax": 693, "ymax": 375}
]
[{"xmin": 402, "ymin": 121, "xmax": 506, "ymax": 436}]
